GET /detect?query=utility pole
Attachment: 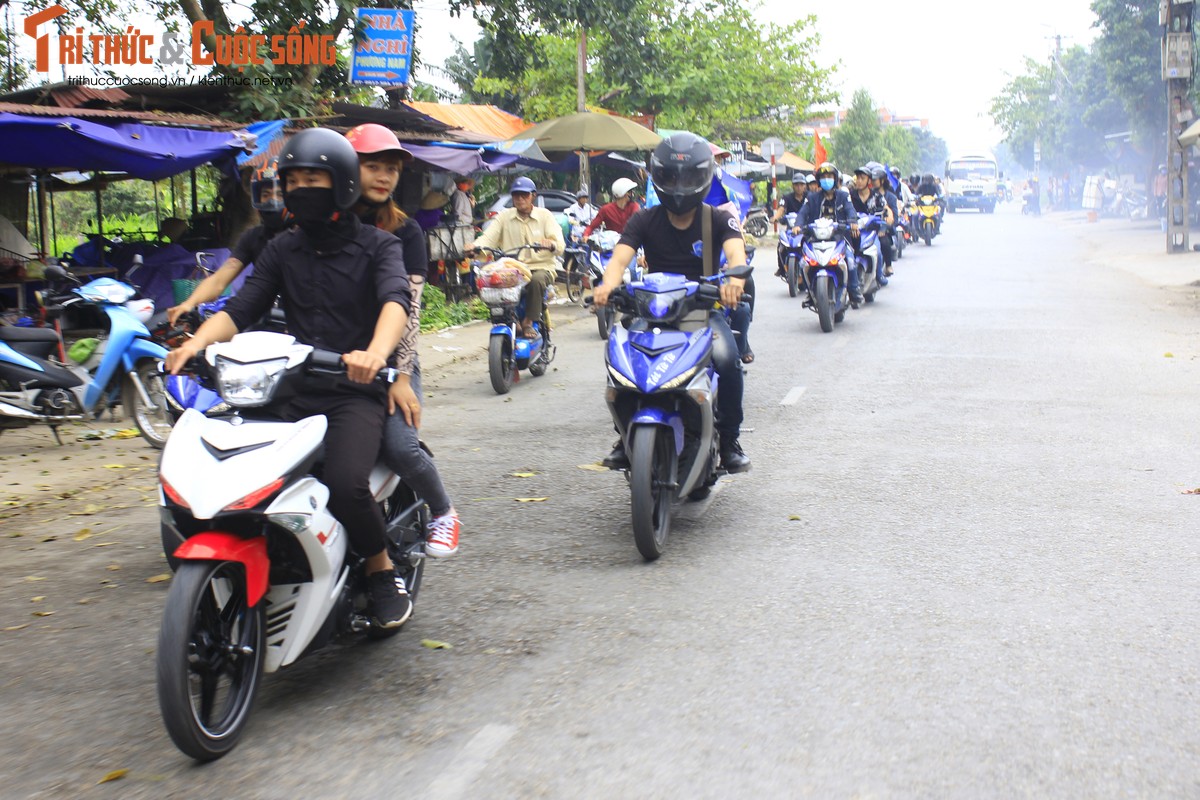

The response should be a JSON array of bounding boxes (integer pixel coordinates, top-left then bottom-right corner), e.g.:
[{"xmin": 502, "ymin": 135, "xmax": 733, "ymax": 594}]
[
  {"xmin": 577, "ymin": 26, "xmax": 590, "ymax": 196},
  {"xmin": 1164, "ymin": 0, "xmax": 1194, "ymax": 252}
]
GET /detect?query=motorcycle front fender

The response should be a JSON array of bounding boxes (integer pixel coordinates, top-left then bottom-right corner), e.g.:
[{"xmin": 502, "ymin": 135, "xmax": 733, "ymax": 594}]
[
  {"xmin": 489, "ymin": 323, "xmax": 515, "ymax": 341},
  {"xmin": 121, "ymin": 337, "xmax": 168, "ymax": 372},
  {"xmin": 173, "ymin": 532, "xmax": 270, "ymax": 606},
  {"xmin": 629, "ymin": 408, "xmax": 685, "ymax": 455}
]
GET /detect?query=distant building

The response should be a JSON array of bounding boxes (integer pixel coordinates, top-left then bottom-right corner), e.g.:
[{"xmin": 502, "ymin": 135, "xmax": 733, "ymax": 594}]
[{"xmin": 802, "ymin": 106, "xmax": 930, "ymax": 138}]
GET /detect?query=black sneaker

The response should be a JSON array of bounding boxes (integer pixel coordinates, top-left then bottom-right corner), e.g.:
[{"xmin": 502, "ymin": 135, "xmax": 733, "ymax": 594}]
[
  {"xmin": 850, "ymin": 289, "xmax": 864, "ymax": 306},
  {"xmin": 719, "ymin": 436, "xmax": 751, "ymax": 473},
  {"xmin": 367, "ymin": 569, "xmax": 412, "ymax": 629},
  {"xmin": 601, "ymin": 439, "xmax": 629, "ymax": 470}
]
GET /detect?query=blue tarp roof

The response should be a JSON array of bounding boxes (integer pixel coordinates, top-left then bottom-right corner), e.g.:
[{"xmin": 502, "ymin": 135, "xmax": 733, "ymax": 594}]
[{"xmin": 0, "ymin": 113, "xmax": 250, "ymax": 180}]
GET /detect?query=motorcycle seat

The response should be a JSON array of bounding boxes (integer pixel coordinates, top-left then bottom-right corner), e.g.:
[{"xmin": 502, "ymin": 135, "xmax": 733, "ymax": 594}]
[{"xmin": 0, "ymin": 326, "xmax": 60, "ymax": 345}]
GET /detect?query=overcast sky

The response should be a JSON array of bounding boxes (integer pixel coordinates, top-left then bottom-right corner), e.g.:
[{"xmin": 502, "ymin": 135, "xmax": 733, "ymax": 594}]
[{"xmin": 411, "ymin": 0, "xmax": 1102, "ymax": 153}]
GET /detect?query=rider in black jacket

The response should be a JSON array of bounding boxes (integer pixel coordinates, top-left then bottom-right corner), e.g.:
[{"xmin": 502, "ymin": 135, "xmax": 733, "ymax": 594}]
[{"xmin": 800, "ymin": 162, "xmax": 862, "ymax": 304}]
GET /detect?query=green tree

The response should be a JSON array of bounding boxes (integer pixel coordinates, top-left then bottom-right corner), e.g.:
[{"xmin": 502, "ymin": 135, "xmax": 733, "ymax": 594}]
[
  {"xmin": 829, "ymin": 89, "xmax": 882, "ymax": 170},
  {"xmin": 881, "ymin": 126, "xmax": 918, "ymax": 172},
  {"xmin": 911, "ymin": 127, "xmax": 949, "ymax": 175},
  {"xmin": 1090, "ymin": 0, "xmax": 1166, "ymax": 149}
]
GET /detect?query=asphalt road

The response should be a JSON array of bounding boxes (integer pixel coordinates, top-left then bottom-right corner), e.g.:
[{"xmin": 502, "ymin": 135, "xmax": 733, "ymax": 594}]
[{"xmin": 5, "ymin": 203, "xmax": 1200, "ymax": 798}]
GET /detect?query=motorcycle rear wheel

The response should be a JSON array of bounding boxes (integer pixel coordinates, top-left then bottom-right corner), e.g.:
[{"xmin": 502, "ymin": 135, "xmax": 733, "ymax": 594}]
[
  {"xmin": 157, "ymin": 560, "xmax": 265, "ymax": 761},
  {"xmin": 814, "ymin": 274, "xmax": 834, "ymax": 333},
  {"xmin": 125, "ymin": 359, "xmax": 173, "ymax": 448},
  {"xmin": 630, "ymin": 425, "xmax": 675, "ymax": 561},
  {"xmin": 745, "ymin": 216, "xmax": 768, "ymax": 238},
  {"xmin": 488, "ymin": 334, "xmax": 514, "ymax": 394}
]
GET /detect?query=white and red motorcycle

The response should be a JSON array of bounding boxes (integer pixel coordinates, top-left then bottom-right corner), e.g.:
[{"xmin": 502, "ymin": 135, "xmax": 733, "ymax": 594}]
[{"xmin": 156, "ymin": 331, "xmax": 430, "ymax": 761}]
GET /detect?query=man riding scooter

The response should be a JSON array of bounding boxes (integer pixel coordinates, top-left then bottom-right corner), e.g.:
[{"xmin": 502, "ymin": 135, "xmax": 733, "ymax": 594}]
[
  {"xmin": 471, "ymin": 177, "xmax": 565, "ymax": 339},
  {"xmin": 800, "ymin": 162, "xmax": 862, "ymax": 304}
]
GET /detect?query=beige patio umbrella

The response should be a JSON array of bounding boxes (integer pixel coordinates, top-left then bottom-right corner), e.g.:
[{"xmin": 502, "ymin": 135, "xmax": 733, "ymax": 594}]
[{"xmin": 507, "ymin": 111, "xmax": 661, "ymax": 191}]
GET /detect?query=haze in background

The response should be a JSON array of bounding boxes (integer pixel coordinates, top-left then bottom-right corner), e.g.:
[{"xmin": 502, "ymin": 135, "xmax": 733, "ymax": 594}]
[{"xmin": 414, "ymin": 0, "xmax": 1102, "ymax": 154}]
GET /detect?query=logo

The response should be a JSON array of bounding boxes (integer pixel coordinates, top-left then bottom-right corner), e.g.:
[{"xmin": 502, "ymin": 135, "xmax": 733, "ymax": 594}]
[{"xmin": 22, "ymin": 5, "xmax": 336, "ymax": 73}]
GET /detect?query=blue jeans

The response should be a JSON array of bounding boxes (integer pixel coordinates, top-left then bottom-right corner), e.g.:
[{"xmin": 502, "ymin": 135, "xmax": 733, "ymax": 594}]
[{"xmin": 381, "ymin": 362, "xmax": 453, "ymax": 517}]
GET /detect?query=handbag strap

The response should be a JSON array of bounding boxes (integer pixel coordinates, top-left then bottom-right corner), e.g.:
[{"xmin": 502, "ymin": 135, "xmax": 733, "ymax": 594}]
[{"xmin": 701, "ymin": 203, "xmax": 714, "ymax": 277}]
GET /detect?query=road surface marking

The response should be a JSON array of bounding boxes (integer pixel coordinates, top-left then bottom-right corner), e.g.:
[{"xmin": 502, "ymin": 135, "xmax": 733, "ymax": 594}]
[
  {"xmin": 780, "ymin": 386, "xmax": 806, "ymax": 406},
  {"xmin": 425, "ymin": 724, "xmax": 516, "ymax": 800}
]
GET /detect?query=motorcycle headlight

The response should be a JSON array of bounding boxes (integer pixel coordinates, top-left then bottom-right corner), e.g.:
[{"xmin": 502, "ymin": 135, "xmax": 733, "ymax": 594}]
[
  {"xmin": 214, "ymin": 356, "xmax": 288, "ymax": 407},
  {"xmin": 658, "ymin": 365, "xmax": 699, "ymax": 390},
  {"xmin": 607, "ymin": 364, "xmax": 636, "ymax": 388},
  {"xmin": 634, "ymin": 289, "xmax": 687, "ymax": 321}
]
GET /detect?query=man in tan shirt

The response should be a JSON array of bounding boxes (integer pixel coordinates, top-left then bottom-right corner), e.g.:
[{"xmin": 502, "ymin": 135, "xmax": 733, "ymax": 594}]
[{"xmin": 472, "ymin": 176, "xmax": 565, "ymax": 337}]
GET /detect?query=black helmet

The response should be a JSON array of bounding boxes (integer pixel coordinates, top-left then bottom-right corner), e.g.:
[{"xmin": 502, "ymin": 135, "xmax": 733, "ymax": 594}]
[
  {"xmin": 816, "ymin": 162, "xmax": 839, "ymax": 181},
  {"xmin": 650, "ymin": 132, "xmax": 714, "ymax": 214},
  {"xmin": 278, "ymin": 128, "xmax": 361, "ymax": 211},
  {"xmin": 250, "ymin": 161, "xmax": 283, "ymax": 212},
  {"xmin": 871, "ymin": 167, "xmax": 887, "ymax": 182},
  {"xmin": 923, "ymin": 173, "xmax": 935, "ymax": 185},
  {"xmin": 791, "ymin": 172, "xmax": 806, "ymax": 184},
  {"xmin": 854, "ymin": 165, "xmax": 872, "ymax": 177}
]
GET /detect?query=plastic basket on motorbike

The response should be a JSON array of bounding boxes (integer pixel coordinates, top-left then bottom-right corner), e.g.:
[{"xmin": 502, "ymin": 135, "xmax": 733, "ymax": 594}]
[{"xmin": 477, "ymin": 259, "xmax": 530, "ymax": 305}]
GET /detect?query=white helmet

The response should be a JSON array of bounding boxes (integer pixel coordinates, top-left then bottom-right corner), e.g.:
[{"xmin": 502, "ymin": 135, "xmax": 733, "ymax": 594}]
[{"xmin": 612, "ymin": 177, "xmax": 638, "ymax": 200}]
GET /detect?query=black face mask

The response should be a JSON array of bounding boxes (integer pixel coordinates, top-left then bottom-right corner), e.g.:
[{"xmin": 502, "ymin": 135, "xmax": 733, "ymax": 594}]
[
  {"xmin": 284, "ymin": 187, "xmax": 336, "ymax": 228},
  {"xmin": 259, "ymin": 209, "xmax": 287, "ymax": 231}
]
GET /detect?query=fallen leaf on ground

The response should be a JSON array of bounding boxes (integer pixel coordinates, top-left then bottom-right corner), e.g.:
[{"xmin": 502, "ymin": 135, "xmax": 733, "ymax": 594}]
[
  {"xmin": 145, "ymin": 574, "xmax": 171, "ymax": 584},
  {"xmin": 40, "ymin": 536, "xmax": 56, "ymax": 543},
  {"xmin": 577, "ymin": 463, "xmax": 609, "ymax": 472},
  {"xmin": 1182, "ymin": 488, "xmax": 1200, "ymax": 495},
  {"xmin": 69, "ymin": 504, "xmax": 103, "ymax": 516},
  {"xmin": 421, "ymin": 639, "xmax": 453, "ymax": 650},
  {"xmin": 73, "ymin": 528, "xmax": 93, "ymax": 541},
  {"xmin": 103, "ymin": 464, "xmax": 125, "ymax": 470},
  {"xmin": 514, "ymin": 497, "xmax": 549, "ymax": 503},
  {"xmin": 106, "ymin": 564, "xmax": 121, "ymax": 571},
  {"xmin": 3, "ymin": 624, "xmax": 30, "ymax": 632},
  {"xmin": 1165, "ymin": 352, "xmax": 1175, "ymax": 358},
  {"xmin": 509, "ymin": 472, "xmax": 538, "ymax": 478},
  {"xmin": 32, "ymin": 611, "xmax": 54, "ymax": 617},
  {"xmin": 30, "ymin": 596, "xmax": 44, "ymax": 603},
  {"xmin": 788, "ymin": 515, "xmax": 802, "ymax": 521},
  {"xmin": 93, "ymin": 542, "xmax": 118, "ymax": 547},
  {"xmin": 113, "ymin": 429, "xmax": 139, "ymax": 439},
  {"xmin": 97, "ymin": 769, "xmax": 128, "ymax": 784},
  {"xmin": 23, "ymin": 576, "xmax": 46, "ymax": 582}
]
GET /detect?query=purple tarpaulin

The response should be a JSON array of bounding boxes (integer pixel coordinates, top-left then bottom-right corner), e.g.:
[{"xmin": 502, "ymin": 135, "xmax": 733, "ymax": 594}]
[{"xmin": 0, "ymin": 114, "xmax": 249, "ymax": 181}]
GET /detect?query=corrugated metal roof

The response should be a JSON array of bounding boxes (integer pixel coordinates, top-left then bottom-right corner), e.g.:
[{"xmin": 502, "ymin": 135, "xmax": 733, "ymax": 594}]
[
  {"xmin": 49, "ymin": 85, "xmax": 130, "ymax": 108},
  {"xmin": 403, "ymin": 102, "xmax": 531, "ymax": 141},
  {"xmin": 0, "ymin": 102, "xmax": 228, "ymax": 127}
]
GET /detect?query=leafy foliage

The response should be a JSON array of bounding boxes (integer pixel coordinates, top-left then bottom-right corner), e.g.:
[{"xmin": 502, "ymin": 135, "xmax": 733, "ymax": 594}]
[
  {"xmin": 419, "ymin": 285, "xmax": 489, "ymax": 332},
  {"xmin": 1090, "ymin": 0, "xmax": 1166, "ymax": 147},
  {"xmin": 991, "ymin": 45, "xmax": 1131, "ymax": 172},
  {"xmin": 829, "ymin": 89, "xmax": 882, "ymax": 171}
]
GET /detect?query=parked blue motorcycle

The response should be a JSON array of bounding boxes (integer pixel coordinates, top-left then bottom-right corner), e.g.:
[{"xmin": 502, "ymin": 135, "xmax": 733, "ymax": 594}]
[
  {"xmin": 600, "ymin": 266, "xmax": 752, "ymax": 560},
  {"xmin": 0, "ymin": 265, "xmax": 171, "ymax": 445},
  {"xmin": 779, "ymin": 212, "xmax": 806, "ymax": 298},
  {"xmin": 474, "ymin": 245, "xmax": 556, "ymax": 395},
  {"xmin": 586, "ymin": 230, "xmax": 640, "ymax": 340}
]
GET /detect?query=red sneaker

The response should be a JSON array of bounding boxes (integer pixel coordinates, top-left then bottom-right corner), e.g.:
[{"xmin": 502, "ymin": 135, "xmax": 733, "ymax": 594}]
[{"xmin": 426, "ymin": 509, "xmax": 460, "ymax": 558}]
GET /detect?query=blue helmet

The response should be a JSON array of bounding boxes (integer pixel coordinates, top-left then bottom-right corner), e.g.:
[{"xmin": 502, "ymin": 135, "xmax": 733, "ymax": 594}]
[{"xmin": 510, "ymin": 176, "xmax": 537, "ymax": 194}]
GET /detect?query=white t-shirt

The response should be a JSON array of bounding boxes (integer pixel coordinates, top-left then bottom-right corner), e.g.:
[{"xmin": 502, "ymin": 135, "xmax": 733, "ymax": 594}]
[{"xmin": 564, "ymin": 201, "xmax": 597, "ymax": 225}]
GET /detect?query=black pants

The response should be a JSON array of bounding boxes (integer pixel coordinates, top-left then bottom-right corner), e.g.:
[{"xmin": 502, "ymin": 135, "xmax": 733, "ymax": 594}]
[
  {"xmin": 278, "ymin": 384, "xmax": 388, "ymax": 559},
  {"xmin": 709, "ymin": 311, "xmax": 744, "ymax": 437}
]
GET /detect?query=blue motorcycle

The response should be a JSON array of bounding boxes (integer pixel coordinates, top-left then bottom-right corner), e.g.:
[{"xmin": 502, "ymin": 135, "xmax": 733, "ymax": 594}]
[
  {"xmin": 601, "ymin": 266, "xmax": 752, "ymax": 560},
  {"xmin": 800, "ymin": 217, "xmax": 854, "ymax": 333},
  {"xmin": 587, "ymin": 230, "xmax": 642, "ymax": 340},
  {"xmin": 779, "ymin": 212, "xmax": 806, "ymax": 298},
  {"xmin": 474, "ymin": 245, "xmax": 557, "ymax": 395},
  {"xmin": 0, "ymin": 265, "xmax": 171, "ymax": 445},
  {"xmin": 855, "ymin": 213, "xmax": 885, "ymax": 303}
]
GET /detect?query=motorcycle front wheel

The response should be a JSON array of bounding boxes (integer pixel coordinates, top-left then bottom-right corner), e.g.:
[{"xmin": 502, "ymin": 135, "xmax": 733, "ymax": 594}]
[
  {"xmin": 488, "ymin": 334, "xmax": 514, "ymax": 394},
  {"xmin": 786, "ymin": 258, "xmax": 799, "ymax": 298},
  {"xmin": 814, "ymin": 274, "xmax": 834, "ymax": 333},
  {"xmin": 630, "ymin": 425, "xmax": 675, "ymax": 561},
  {"xmin": 157, "ymin": 560, "xmax": 265, "ymax": 761},
  {"xmin": 125, "ymin": 359, "xmax": 173, "ymax": 448},
  {"xmin": 598, "ymin": 306, "xmax": 615, "ymax": 340}
]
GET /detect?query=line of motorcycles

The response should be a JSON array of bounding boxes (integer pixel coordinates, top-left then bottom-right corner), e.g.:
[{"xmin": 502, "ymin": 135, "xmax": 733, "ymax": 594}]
[{"xmin": 777, "ymin": 197, "xmax": 942, "ymax": 333}]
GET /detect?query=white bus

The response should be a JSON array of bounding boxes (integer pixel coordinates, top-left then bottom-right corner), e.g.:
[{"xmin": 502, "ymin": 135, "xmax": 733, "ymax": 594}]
[{"xmin": 944, "ymin": 153, "xmax": 999, "ymax": 213}]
